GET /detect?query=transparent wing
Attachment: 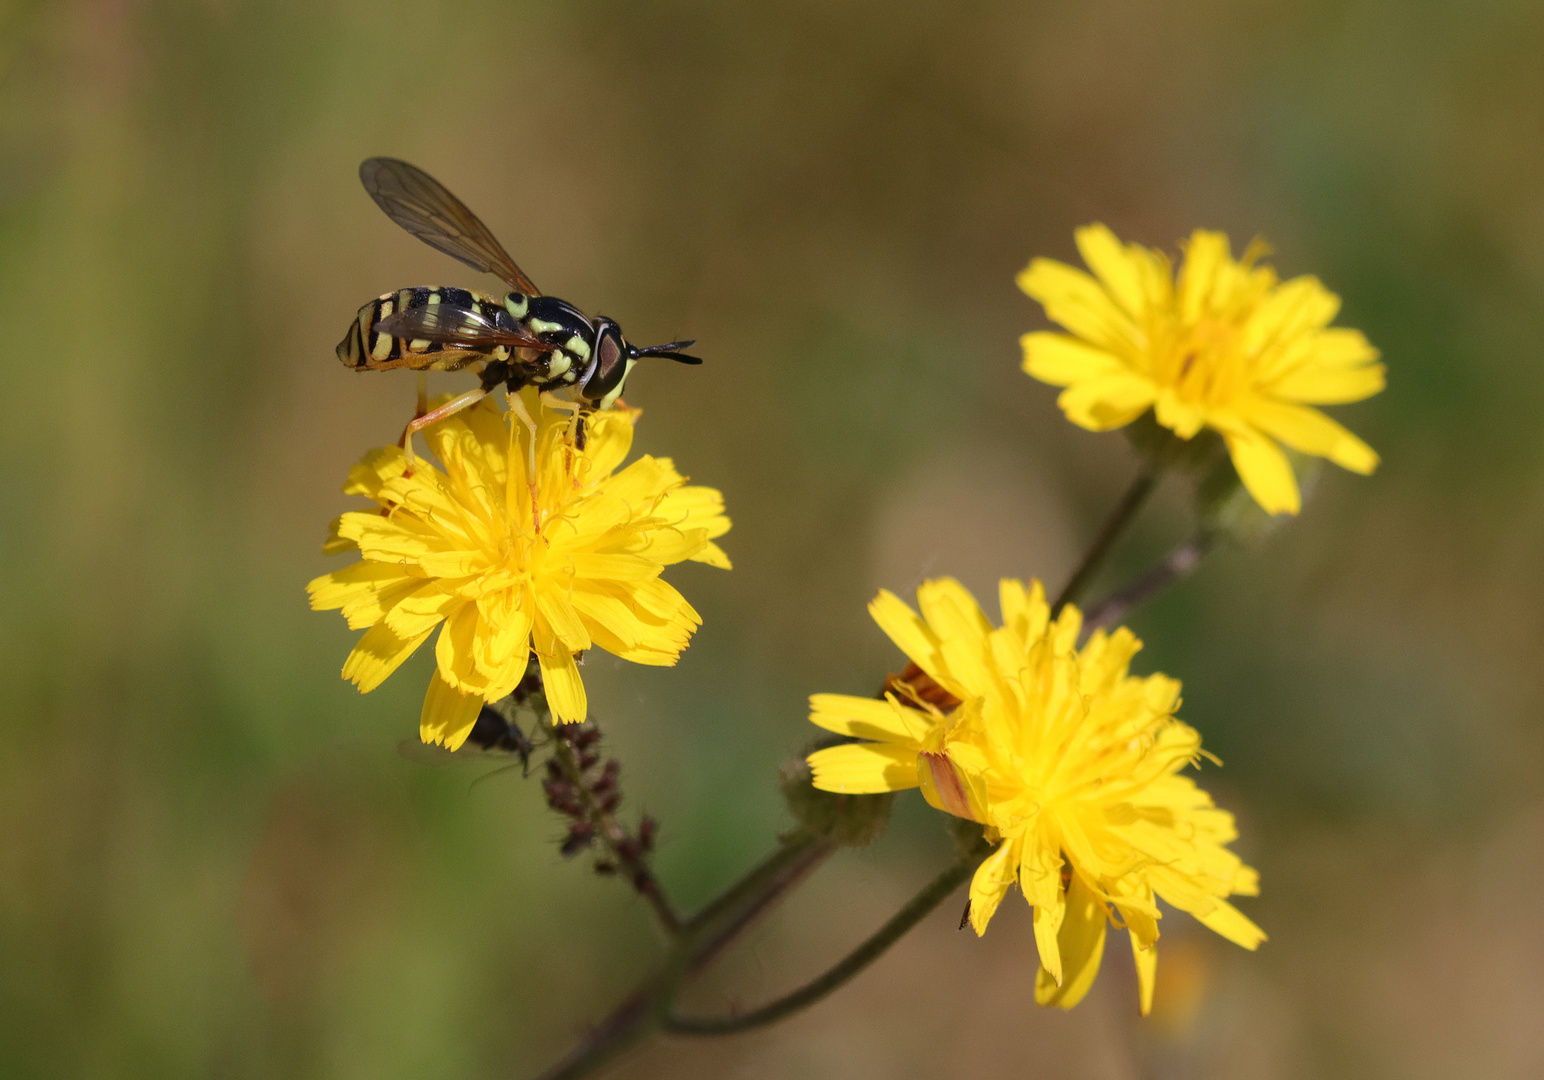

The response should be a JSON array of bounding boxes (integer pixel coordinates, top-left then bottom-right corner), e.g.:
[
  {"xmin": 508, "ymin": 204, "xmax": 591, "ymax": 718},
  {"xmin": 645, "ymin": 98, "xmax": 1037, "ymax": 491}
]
[
  {"xmin": 360, "ymin": 157, "xmax": 541, "ymax": 295},
  {"xmin": 374, "ymin": 304, "xmax": 549, "ymax": 350}
]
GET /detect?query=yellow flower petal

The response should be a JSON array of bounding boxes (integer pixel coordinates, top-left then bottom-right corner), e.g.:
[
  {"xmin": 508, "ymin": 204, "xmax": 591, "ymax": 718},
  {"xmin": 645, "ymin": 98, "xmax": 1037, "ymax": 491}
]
[
  {"xmin": 570, "ymin": 586, "xmax": 679, "ymax": 659},
  {"xmin": 1019, "ymin": 332, "xmax": 1125, "ymax": 386},
  {"xmin": 1057, "ymin": 373, "xmax": 1157, "ymax": 431},
  {"xmin": 537, "ymin": 637, "xmax": 587, "ymax": 724},
  {"xmin": 1176, "ymin": 230, "xmax": 1231, "ymax": 323},
  {"xmin": 806, "ymin": 743, "xmax": 920, "ymax": 794},
  {"xmin": 692, "ymin": 541, "xmax": 733, "ymax": 570},
  {"xmin": 307, "ymin": 561, "xmax": 415, "ymax": 614},
  {"xmin": 968, "ymin": 836, "xmax": 1020, "ymax": 936},
  {"xmin": 1035, "ymin": 874, "xmax": 1109, "ymax": 1010},
  {"xmin": 1195, "ymin": 898, "xmax": 1267, "ymax": 951},
  {"xmin": 631, "ymin": 526, "xmax": 711, "ymax": 566},
  {"xmin": 322, "ymin": 515, "xmax": 357, "ymax": 555},
  {"xmin": 867, "ymin": 590, "xmax": 945, "ymax": 683},
  {"xmin": 342, "ymin": 621, "xmax": 434, "ymax": 693},
  {"xmin": 1271, "ymin": 354, "xmax": 1385, "ymax": 404},
  {"xmin": 1133, "ymin": 935, "xmax": 1158, "ymax": 1017},
  {"xmin": 915, "ymin": 578, "xmax": 993, "ymax": 652},
  {"xmin": 1241, "ymin": 274, "xmax": 1339, "ymax": 351},
  {"xmin": 808, "ymin": 694, "xmax": 929, "ymax": 744},
  {"xmin": 1075, "ymin": 222, "xmax": 1149, "ymax": 319},
  {"xmin": 1017, "ymin": 258, "xmax": 1138, "ymax": 354},
  {"xmin": 566, "ymin": 553, "xmax": 662, "ymax": 582},
  {"xmin": 1223, "ymin": 427, "xmax": 1301, "ymax": 515},
  {"xmin": 1245, "ymin": 398, "xmax": 1380, "ymax": 474},
  {"xmin": 917, "ymin": 750, "xmax": 987, "ymax": 821},
  {"xmin": 535, "ymin": 587, "xmax": 592, "ymax": 653},
  {"xmin": 434, "ymin": 601, "xmax": 481, "ymax": 690},
  {"xmin": 1032, "ymin": 888, "xmax": 1066, "ymax": 986},
  {"xmin": 382, "ymin": 583, "xmax": 461, "ymax": 639},
  {"xmin": 582, "ymin": 405, "xmax": 638, "ymax": 477},
  {"xmin": 420, "ymin": 671, "xmax": 484, "ymax": 750}
]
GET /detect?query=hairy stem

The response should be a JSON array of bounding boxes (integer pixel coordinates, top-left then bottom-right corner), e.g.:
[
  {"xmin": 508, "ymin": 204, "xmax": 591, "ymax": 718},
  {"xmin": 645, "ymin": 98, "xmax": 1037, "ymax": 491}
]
[
  {"xmin": 681, "ymin": 831, "xmax": 839, "ymax": 967},
  {"xmin": 1083, "ymin": 531, "xmax": 1216, "ymax": 633},
  {"xmin": 1053, "ymin": 465, "xmax": 1163, "ymax": 615},
  {"xmin": 530, "ymin": 831, "xmax": 837, "ymax": 1080},
  {"xmin": 664, "ymin": 841, "xmax": 988, "ymax": 1036}
]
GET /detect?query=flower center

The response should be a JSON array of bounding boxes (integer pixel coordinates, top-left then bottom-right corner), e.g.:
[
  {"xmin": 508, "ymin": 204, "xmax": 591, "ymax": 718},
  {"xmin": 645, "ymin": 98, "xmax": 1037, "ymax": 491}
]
[{"xmin": 1164, "ymin": 316, "xmax": 1246, "ymax": 405}]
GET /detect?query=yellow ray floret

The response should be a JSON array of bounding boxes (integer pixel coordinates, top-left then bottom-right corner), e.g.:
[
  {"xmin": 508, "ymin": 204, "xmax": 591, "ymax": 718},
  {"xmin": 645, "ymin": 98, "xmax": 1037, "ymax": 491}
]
[
  {"xmin": 808, "ymin": 578, "xmax": 1262, "ymax": 1015},
  {"xmin": 309, "ymin": 390, "xmax": 731, "ymax": 744},
  {"xmin": 1018, "ymin": 224, "xmax": 1385, "ymax": 515}
]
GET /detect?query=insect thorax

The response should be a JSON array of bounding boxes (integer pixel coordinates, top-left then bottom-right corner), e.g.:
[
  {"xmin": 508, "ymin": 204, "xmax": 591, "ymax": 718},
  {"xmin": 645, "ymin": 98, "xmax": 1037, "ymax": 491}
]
[{"xmin": 518, "ymin": 296, "xmax": 604, "ymax": 389}]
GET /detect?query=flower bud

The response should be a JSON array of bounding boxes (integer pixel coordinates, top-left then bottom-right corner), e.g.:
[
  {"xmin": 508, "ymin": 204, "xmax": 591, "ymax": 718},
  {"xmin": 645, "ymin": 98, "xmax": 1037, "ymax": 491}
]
[
  {"xmin": 1198, "ymin": 445, "xmax": 1321, "ymax": 545},
  {"xmin": 1122, "ymin": 411, "xmax": 1226, "ymax": 472},
  {"xmin": 780, "ymin": 741, "xmax": 894, "ymax": 848}
]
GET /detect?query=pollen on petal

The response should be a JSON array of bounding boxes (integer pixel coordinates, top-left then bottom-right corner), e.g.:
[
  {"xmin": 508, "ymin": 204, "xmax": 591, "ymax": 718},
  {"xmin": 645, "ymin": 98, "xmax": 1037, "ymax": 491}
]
[{"xmin": 420, "ymin": 671, "xmax": 484, "ymax": 750}]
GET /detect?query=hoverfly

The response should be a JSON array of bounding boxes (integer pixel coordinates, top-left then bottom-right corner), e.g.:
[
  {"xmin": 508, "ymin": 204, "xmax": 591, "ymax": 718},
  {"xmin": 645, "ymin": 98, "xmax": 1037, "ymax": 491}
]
[{"xmin": 336, "ymin": 157, "xmax": 701, "ymax": 452}]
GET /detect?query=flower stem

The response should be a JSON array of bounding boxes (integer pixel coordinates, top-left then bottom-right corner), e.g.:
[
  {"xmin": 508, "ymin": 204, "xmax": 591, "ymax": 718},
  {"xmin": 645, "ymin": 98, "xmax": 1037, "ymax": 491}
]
[
  {"xmin": 1082, "ymin": 530, "xmax": 1216, "ymax": 633},
  {"xmin": 680, "ymin": 831, "xmax": 838, "ymax": 966},
  {"xmin": 530, "ymin": 832, "xmax": 837, "ymax": 1080},
  {"xmin": 1052, "ymin": 464, "xmax": 1163, "ymax": 615},
  {"xmin": 664, "ymin": 841, "xmax": 988, "ymax": 1036}
]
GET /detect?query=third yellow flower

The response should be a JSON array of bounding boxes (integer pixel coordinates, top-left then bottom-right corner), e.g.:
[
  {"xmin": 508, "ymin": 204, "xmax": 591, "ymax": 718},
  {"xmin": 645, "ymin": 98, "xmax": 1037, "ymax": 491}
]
[{"xmin": 1019, "ymin": 225, "xmax": 1384, "ymax": 514}]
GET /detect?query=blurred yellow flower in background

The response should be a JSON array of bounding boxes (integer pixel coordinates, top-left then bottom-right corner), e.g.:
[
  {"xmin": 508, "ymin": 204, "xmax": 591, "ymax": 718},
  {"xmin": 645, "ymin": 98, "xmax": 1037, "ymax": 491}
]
[
  {"xmin": 808, "ymin": 578, "xmax": 1263, "ymax": 1014},
  {"xmin": 1019, "ymin": 225, "xmax": 1384, "ymax": 514},
  {"xmin": 308, "ymin": 390, "xmax": 731, "ymax": 744}
]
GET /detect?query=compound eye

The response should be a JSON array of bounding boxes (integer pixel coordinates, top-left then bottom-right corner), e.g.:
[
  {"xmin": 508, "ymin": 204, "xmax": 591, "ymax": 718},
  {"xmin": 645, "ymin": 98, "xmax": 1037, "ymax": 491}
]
[
  {"xmin": 597, "ymin": 332, "xmax": 622, "ymax": 380},
  {"xmin": 584, "ymin": 330, "xmax": 627, "ymax": 401}
]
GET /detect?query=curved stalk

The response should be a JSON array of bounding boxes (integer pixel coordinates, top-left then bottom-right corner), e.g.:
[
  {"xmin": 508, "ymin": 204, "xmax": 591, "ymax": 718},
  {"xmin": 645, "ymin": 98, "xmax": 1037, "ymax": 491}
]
[
  {"xmin": 530, "ymin": 832, "xmax": 837, "ymax": 1080},
  {"xmin": 665, "ymin": 846, "xmax": 985, "ymax": 1036}
]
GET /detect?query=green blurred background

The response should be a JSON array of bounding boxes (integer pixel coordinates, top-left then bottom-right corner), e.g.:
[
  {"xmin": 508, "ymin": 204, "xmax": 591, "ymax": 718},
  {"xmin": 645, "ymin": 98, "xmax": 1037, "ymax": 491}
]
[{"xmin": 3, "ymin": 0, "xmax": 1542, "ymax": 1076}]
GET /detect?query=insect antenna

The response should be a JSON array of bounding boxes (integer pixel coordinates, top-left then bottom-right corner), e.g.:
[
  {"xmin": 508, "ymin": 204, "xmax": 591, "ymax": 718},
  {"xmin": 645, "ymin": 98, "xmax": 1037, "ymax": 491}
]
[{"xmin": 636, "ymin": 339, "xmax": 703, "ymax": 365}]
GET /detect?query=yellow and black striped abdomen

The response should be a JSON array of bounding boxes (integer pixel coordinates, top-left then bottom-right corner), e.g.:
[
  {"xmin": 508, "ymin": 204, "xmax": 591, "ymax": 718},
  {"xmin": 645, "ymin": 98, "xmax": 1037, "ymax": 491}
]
[{"xmin": 335, "ymin": 286, "xmax": 503, "ymax": 372}]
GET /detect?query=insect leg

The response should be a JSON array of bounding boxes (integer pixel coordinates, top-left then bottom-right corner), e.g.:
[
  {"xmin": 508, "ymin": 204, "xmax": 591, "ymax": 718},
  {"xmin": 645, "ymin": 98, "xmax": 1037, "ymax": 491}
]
[
  {"xmin": 400, "ymin": 387, "xmax": 488, "ymax": 466},
  {"xmin": 539, "ymin": 391, "xmax": 589, "ymax": 450},
  {"xmin": 395, "ymin": 372, "xmax": 433, "ymax": 468}
]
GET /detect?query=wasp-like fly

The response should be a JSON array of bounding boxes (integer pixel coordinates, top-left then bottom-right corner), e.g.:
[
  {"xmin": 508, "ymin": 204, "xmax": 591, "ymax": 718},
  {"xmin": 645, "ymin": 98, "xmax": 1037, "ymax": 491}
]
[{"xmin": 337, "ymin": 158, "xmax": 700, "ymax": 450}]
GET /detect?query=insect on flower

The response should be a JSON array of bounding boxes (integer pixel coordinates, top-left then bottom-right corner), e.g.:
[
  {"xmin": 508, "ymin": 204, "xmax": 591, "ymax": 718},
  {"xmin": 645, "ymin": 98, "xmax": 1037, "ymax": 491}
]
[{"xmin": 336, "ymin": 158, "xmax": 702, "ymax": 452}]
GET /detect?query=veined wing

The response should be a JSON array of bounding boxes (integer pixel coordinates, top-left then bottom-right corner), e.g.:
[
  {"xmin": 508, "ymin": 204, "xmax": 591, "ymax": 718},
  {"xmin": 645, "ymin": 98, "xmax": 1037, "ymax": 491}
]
[
  {"xmin": 374, "ymin": 303, "xmax": 549, "ymax": 351},
  {"xmin": 360, "ymin": 157, "xmax": 541, "ymax": 296}
]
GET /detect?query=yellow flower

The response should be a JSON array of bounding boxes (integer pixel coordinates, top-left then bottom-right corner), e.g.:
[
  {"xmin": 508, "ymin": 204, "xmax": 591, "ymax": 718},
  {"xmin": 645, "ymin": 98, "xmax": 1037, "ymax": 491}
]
[
  {"xmin": 308, "ymin": 390, "xmax": 731, "ymax": 744},
  {"xmin": 808, "ymin": 578, "xmax": 1262, "ymax": 1014},
  {"xmin": 1018, "ymin": 224, "xmax": 1384, "ymax": 515}
]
